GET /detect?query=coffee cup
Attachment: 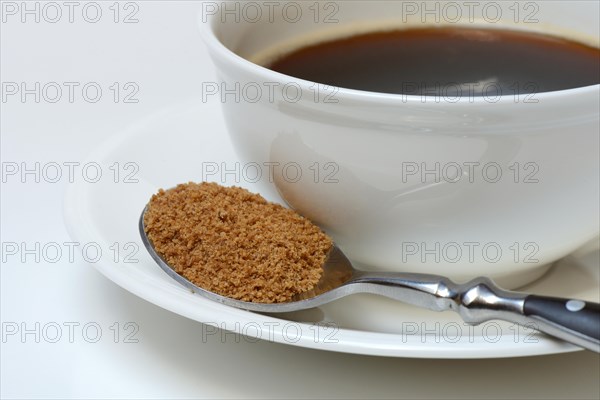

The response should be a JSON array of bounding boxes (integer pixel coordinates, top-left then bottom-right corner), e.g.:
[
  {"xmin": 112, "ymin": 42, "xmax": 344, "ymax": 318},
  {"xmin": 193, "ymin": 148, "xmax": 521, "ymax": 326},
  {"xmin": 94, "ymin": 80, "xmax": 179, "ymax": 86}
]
[{"xmin": 201, "ymin": 1, "xmax": 599, "ymax": 288}]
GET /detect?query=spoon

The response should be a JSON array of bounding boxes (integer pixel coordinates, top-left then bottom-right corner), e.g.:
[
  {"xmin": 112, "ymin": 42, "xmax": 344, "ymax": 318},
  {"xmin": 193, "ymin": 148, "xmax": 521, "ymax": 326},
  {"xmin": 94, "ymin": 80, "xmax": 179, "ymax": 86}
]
[{"xmin": 139, "ymin": 208, "xmax": 600, "ymax": 352}]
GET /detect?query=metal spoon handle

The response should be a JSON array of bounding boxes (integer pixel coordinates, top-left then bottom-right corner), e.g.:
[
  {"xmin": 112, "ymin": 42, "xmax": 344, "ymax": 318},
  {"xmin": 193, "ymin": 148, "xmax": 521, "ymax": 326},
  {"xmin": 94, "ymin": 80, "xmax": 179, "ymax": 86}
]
[{"xmin": 353, "ymin": 273, "xmax": 600, "ymax": 352}]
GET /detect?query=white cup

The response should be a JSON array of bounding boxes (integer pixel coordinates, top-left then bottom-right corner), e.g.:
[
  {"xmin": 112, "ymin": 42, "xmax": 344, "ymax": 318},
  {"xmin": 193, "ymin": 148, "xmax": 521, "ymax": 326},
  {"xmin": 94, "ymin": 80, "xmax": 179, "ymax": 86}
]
[{"xmin": 201, "ymin": 1, "xmax": 599, "ymax": 288}]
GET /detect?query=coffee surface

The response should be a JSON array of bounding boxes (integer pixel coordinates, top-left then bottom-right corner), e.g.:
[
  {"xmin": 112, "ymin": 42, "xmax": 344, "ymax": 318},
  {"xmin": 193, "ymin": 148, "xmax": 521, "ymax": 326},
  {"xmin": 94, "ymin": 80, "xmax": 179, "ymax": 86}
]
[{"xmin": 268, "ymin": 27, "xmax": 600, "ymax": 96}]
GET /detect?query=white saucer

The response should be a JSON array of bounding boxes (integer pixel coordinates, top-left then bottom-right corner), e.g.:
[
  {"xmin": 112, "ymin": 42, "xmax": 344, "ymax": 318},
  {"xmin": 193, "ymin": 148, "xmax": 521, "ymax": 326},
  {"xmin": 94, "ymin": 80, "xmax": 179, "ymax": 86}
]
[{"xmin": 63, "ymin": 99, "xmax": 600, "ymax": 358}]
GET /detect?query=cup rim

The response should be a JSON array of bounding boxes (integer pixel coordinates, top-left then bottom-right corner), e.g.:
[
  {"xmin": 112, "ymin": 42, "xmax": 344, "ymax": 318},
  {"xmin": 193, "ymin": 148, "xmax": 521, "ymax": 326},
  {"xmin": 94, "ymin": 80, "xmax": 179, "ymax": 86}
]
[{"xmin": 199, "ymin": 16, "xmax": 600, "ymax": 105}]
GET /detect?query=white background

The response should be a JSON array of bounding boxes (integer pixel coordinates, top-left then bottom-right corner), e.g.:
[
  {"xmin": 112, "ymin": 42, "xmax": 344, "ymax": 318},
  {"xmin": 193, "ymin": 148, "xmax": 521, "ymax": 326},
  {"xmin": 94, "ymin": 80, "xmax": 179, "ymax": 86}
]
[{"xmin": 1, "ymin": 1, "xmax": 600, "ymax": 399}]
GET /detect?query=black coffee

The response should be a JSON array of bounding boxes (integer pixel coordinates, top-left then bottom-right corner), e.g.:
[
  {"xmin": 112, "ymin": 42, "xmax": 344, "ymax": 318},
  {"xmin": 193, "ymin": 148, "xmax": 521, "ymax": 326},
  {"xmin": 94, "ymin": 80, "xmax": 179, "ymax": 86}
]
[{"xmin": 268, "ymin": 27, "xmax": 600, "ymax": 96}]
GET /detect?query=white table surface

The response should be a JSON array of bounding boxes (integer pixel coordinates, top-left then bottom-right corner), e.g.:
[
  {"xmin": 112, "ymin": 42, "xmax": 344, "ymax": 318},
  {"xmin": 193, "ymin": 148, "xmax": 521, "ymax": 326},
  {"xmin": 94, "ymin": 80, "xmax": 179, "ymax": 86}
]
[{"xmin": 1, "ymin": 2, "xmax": 599, "ymax": 399}]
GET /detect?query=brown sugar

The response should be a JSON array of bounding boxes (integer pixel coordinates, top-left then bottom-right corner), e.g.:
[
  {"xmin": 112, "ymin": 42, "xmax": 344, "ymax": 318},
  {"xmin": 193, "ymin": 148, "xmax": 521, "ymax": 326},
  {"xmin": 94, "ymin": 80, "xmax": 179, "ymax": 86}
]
[{"xmin": 143, "ymin": 182, "xmax": 333, "ymax": 303}]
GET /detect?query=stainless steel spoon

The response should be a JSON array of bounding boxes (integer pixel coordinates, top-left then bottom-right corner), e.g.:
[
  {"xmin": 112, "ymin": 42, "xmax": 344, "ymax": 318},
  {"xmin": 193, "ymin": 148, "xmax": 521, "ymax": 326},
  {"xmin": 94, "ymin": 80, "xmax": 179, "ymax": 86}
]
[{"xmin": 139, "ymin": 208, "xmax": 600, "ymax": 352}]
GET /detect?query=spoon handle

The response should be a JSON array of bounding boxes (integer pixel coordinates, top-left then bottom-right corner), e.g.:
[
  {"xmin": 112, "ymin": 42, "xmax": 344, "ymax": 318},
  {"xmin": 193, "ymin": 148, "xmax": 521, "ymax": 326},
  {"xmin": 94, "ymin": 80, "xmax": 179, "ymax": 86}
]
[
  {"xmin": 452, "ymin": 279, "xmax": 600, "ymax": 352},
  {"xmin": 521, "ymin": 295, "xmax": 600, "ymax": 351},
  {"xmin": 354, "ymin": 274, "xmax": 600, "ymax": 351}
]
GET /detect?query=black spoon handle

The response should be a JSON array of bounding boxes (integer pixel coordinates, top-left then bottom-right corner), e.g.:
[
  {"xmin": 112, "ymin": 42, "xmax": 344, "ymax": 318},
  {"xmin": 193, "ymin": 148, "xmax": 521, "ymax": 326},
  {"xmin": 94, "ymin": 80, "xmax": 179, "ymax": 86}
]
[{"xmin": 523, "ymin": 295, "xmax": 600, "ymax": 349}]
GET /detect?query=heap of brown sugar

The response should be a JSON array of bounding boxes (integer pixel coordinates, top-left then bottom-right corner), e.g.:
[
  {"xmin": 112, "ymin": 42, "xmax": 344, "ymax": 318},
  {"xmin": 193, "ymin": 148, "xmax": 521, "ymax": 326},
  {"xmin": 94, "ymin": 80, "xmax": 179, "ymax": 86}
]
[{"xmin": 143, "ymin": 182, "xmax": 333, "ymax": 303}]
